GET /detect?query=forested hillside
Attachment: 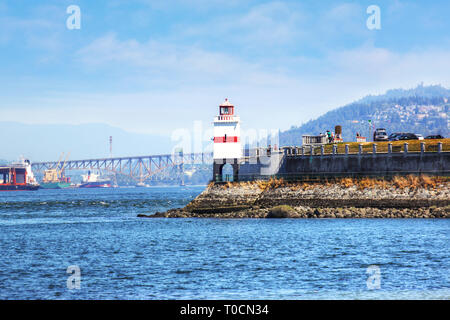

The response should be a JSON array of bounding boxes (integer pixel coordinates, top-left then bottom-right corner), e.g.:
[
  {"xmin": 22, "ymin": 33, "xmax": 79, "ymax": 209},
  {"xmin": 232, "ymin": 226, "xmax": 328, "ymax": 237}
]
[{"xmin": 280, "ymin": 84, "xmax": 450, "ymax": 145}]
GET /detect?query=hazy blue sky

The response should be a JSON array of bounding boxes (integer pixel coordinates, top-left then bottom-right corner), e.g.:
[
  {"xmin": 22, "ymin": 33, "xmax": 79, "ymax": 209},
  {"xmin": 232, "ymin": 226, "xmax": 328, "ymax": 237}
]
[{"xmin": 1, "ymin": 0, "xmax": 449, "ymax": 135}]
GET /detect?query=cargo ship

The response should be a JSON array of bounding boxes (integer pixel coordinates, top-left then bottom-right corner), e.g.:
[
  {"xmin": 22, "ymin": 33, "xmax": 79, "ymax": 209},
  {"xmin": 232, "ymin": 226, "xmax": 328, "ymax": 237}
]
[
  {"xmin": 79, "ymin": 171, "xmax": 112, "ymax": 188},
  {"xmin": 40, "ymin": 152, "xmax": 72, "ymax": 189},
  {"xmin": 0, "ymin": 158, "xmax": 40, "ymax": 191},
  {"xmin": 40, "ymin": 180, "xmax": 71, "ymax": 189}
]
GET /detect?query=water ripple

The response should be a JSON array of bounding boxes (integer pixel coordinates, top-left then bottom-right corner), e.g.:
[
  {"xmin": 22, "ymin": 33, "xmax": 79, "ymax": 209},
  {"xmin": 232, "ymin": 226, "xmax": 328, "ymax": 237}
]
[{"xmin": 0, "ymin": 186, "xmax": 448, "ymax": 299}]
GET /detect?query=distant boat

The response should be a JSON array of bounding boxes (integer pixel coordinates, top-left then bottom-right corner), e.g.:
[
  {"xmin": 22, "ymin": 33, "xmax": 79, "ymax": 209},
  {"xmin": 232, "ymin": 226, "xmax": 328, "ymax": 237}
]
[
  {"xmin": 136, "ymin": 182, "xmax": 150, "ymax": 187},
  {"xmin": 0, "ymin": 158, "xmax": 40, "ymax": 191},
  {"xmin": 79, "ymin": 171, "xmax": 112, "ymax": 188},
  {"xmin": 40, "ymin": 181, "xmax": 72, "ymax": 189},
  {"xmin": 40, "ymin": 152, "xmax": 72, "ymax": 189}
]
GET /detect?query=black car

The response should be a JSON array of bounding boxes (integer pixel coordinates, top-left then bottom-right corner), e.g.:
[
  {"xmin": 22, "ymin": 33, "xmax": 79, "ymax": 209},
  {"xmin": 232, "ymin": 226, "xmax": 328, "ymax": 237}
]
[
  {"xmin": 388, "ymin": 132, "xmax": 404, "ymax": 141},
  {"xmin": 425, "ymin": 135, "xmax": 444, "ymax": 139},
  {"xmin": 398, "ymin": 133, "xmax": 421, "ymax": 140}
]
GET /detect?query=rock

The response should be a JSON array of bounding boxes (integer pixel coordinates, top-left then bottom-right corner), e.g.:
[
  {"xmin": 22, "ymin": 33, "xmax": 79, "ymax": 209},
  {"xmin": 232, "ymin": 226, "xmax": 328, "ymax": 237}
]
[
  {"xmin": 266, "ymin": 205, "xmax": 296, "ymax": 218},
  {"xmin": 154, "ymin": 180, "xmax": 450, "ymax": 219},
  {"xmin": 137, "ymin": 212, "xmax": 165, "ymax": 218}
]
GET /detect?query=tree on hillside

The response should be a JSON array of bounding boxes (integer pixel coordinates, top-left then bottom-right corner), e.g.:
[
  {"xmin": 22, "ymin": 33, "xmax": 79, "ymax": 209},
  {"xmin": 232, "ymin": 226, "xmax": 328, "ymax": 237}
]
[{"xmin": 280, "ymin": 84, "xmax": 450, "ymax": 145}]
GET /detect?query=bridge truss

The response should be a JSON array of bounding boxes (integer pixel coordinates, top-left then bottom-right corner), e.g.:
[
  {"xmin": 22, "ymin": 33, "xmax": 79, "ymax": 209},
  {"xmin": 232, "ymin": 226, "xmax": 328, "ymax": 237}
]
[{"xmin": 32, "ymin": 152, "xmax": 214, "ymax": 183}]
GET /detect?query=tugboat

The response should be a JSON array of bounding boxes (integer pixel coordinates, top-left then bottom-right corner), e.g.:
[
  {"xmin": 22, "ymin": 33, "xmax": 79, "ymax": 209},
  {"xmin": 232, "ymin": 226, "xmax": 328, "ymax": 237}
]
[
  {"xmin": 0, "ymin": 158, "xmax": 40, "ymax": 191},
  {"xmin": 79, "ymin": 171, "xmax": 112, "ymax": 188}
]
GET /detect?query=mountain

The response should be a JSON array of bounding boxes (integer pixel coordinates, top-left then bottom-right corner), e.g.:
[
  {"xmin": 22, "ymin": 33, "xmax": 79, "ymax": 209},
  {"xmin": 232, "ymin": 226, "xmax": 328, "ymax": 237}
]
[
  {"xmin": 0, "ymin": 122, "xmax": 175, "ymax": 162},
  {"xmin": 280, "ymin": 84, "xmax": 450, "ymax": 145},
  {"xmin": 3, "ymin": 84, "xmax": 449, "ymax": 163}
]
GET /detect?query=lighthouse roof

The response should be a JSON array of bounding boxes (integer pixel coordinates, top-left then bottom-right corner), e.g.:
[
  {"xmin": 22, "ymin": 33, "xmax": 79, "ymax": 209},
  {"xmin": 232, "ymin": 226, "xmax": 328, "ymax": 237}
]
[{"xmin": 220, "ymin": 98, "xmax": 234, "ymax": 107}]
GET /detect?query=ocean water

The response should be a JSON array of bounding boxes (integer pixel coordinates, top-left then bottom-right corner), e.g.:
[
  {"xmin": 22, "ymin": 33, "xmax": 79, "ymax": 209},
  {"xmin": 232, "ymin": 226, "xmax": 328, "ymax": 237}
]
[{"xmin": 0, "ymin": 186, "xmax": 448, "ymax": 300}]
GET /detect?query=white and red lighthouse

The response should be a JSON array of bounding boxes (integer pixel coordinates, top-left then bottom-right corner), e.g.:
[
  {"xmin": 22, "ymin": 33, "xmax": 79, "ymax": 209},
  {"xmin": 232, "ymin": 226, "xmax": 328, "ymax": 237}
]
[{"xmin": 213, "ymin": 99, "xmax": 241, "ymax": 181}]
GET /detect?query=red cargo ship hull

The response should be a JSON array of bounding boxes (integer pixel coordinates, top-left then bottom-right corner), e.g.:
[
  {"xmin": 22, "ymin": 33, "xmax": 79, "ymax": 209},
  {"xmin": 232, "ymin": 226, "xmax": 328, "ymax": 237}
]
[
  {"xmin": 1, "ymin": 164, "xmax": 39, "ymax": 191},
  {"xmin": 79, "ymin": 181, "xmax": 112, "ymax": 188},
  {"xmin": 0, "ymin": 184, "xmax": 40, "ymax": 191}
]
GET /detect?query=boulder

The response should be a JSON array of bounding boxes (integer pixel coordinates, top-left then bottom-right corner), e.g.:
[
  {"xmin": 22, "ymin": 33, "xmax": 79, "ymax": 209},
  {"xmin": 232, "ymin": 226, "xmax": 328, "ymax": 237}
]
[{"xmin": 266, "ymin": 205, "xmax": 297, "ymax": 218}]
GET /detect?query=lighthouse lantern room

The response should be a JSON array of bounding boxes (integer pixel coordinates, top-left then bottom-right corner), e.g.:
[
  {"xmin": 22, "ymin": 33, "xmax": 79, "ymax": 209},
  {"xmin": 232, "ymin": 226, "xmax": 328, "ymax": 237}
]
[{"xmin": 213, "ymin": 98, "xmax": 241, "ymax": 181}]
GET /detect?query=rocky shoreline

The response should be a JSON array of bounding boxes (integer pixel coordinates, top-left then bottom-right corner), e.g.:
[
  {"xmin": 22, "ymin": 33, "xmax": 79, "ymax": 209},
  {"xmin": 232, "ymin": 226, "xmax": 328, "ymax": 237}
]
[{"xmin": 138, "ymin": 177, "xmax": 450, "ymax": 219}]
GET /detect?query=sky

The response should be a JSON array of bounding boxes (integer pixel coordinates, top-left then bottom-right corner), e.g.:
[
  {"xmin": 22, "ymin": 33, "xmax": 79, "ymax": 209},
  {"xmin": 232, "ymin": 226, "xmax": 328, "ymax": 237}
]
[{"xmin": 1, "ymin": 0, "xmax": 449, "ymax": 138}]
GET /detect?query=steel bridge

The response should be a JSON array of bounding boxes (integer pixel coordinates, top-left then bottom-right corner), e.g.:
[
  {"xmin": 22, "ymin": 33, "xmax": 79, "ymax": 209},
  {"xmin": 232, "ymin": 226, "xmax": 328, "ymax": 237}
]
[{"xmin": 31, "ymin": 152, "xmax": 213, "ymax": 183}]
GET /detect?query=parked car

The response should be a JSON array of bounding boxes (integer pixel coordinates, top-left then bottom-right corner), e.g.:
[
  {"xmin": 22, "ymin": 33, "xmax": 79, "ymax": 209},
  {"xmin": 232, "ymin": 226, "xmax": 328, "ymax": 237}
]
[
  {"xmin": 373, "ymin": 128, "xmax": 388, "ymax": 141},
  {"xmin": 398, "ymin": 133, "xmax": 422, "ymax": 140},
  {"xmin": 425, "ymin": 134, "xmax": 444, "ymax": 139},
  {"xmin": 415, "ymin": 134, "xmax": 424, "ymax": 140},
  {"xmin": 388, "ymin": 132, "xmax": 404, "ymax": 141}
]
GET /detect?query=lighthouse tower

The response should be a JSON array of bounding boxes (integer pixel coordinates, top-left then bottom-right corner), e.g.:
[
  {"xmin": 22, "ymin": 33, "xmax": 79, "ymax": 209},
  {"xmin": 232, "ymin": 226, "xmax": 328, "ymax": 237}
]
[{"xmin": 213, "ymin": 98, "xmax": 241, "ymax": 182}]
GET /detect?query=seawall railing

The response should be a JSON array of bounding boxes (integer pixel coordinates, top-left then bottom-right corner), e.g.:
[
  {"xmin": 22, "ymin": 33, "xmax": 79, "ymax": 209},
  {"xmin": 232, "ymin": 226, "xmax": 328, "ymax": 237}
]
[
  {"xmin": 236, "ymin": 142, "xmax": 449, "ymax": 181},
  {"xmin": 281, "ymin": 142, "xmax": 445, "ymax": 156}
]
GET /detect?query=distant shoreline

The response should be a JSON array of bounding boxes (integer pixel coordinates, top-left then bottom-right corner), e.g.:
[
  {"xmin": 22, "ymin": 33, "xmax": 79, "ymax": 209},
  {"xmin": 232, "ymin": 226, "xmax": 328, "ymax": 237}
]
[{"xmin": 138, "ymin": 177, "xmax": 450, "ymax": 219}]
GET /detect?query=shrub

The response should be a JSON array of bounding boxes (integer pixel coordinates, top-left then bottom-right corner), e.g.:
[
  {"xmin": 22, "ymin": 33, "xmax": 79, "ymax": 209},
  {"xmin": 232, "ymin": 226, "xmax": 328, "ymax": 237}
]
[
  {"xmin": 359, "ymin": 177, "xmax": 375, "ymax": 189},
  {"xmin": 340, "ymin": 177, "xmax": 354, "ymax": 188},
  {"xmin": 407, "ymin": 175, "xmax": 420, "ymax": 189},
  {"xmin": 393, "ymin": 176, "xmax": 408, "ymax": 188},
  {"xmin": 420, "ymin": 175, "xmax": 436, "ymax": 188}
]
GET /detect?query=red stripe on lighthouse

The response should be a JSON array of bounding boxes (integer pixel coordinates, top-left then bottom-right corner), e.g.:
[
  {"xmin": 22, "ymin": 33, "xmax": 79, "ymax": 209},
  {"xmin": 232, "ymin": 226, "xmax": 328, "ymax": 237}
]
[{"xmin": 214, "ymin": 136, "xmax": 240, "ymax": 143}]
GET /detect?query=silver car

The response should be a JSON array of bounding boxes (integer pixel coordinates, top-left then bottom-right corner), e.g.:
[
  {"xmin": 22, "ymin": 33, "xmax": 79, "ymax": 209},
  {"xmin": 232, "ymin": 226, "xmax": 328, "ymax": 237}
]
[{"xmin": 374, "ymin": 129, "xmax": 388, "ymax": 141}]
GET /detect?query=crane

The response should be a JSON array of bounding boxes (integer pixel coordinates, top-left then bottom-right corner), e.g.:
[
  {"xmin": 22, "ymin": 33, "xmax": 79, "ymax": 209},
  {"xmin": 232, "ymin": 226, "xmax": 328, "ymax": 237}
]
[
  {"xmin": 58, "ymin": 152, "xmax": 70, "ymax": 181},
  {"xmin": 43, "ymin": 152, "xmax": 69, "ymax": 183},
  {"xmin": 54, "ymin": 153, "xmax": 64, "ymax": 171}
]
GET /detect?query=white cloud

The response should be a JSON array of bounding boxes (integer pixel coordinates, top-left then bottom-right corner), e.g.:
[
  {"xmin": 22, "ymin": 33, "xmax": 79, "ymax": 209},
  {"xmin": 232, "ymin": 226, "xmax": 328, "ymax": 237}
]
[
  {"xmin": 319, "ymin": 3, "xmax": 366, "ymax": 36},
  {"xmin": 0, "ymin": 16, "xmax": 54, "ymax": 44},
  {"xmin": 75, "ymin": 33, "xmax": 275, "ymax": 87},
  {"xmin": 181, "ymin": 1, "xmax": 307, "ymax": 48},
  {"xmin": 1, "ymin": 1, "xmax": 449, "ymax": 138},
  {"xmin": 5, "ymin": 52, "xmax": 448, "ymax": 137},
  {"xmin": 0, "ymin": 4, "xmax": 65, "ymax": 56},
  {"xmin": 329, "ymin": 44, "xmax": 450, "ymax": 89},
  {"xmin": 68, "ymin": 35, "xmax": 450, "ymax": 134}
]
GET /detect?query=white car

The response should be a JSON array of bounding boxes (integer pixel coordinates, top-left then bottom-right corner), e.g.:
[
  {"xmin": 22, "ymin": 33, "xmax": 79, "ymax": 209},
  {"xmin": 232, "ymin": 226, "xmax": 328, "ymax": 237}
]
[{"xmin": 415, "ymin": 134, "xmax": 424, "ymax": 140}]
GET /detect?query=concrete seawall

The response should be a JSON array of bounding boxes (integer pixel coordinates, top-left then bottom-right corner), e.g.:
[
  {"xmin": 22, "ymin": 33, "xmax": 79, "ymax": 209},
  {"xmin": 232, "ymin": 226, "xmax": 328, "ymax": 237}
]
[
  {"xmin": 238, "ymin": 150, "xmax": 450, "ymax": 180},
  {"xmin": 282, "ymin": 152, "xmax": 449, "ymax": 177}
]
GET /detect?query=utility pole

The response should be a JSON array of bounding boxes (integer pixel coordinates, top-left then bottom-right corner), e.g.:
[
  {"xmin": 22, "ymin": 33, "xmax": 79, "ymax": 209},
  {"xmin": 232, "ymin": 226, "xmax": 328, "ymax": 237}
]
[
  {"xmin": 109, "ymin": 136, "xmax": 113, "ymax": 158},
  {"xmin": 109, "ymin": 136, "xmax": 118, "ymax": 187}
]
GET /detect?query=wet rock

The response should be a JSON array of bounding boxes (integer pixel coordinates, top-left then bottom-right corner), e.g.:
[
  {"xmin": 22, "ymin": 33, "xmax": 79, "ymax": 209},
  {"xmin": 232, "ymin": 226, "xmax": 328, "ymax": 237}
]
[
  {"xmin": 137, "ymin": 211, "xmax": 168, "ymax": 218},
  {"xmin": 266, "ymin": 205, "xmax": 296, "ymax": 218},
  {"xmin": 154, "ymin": 180, "xmax": 450, "ymax": 218}
]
